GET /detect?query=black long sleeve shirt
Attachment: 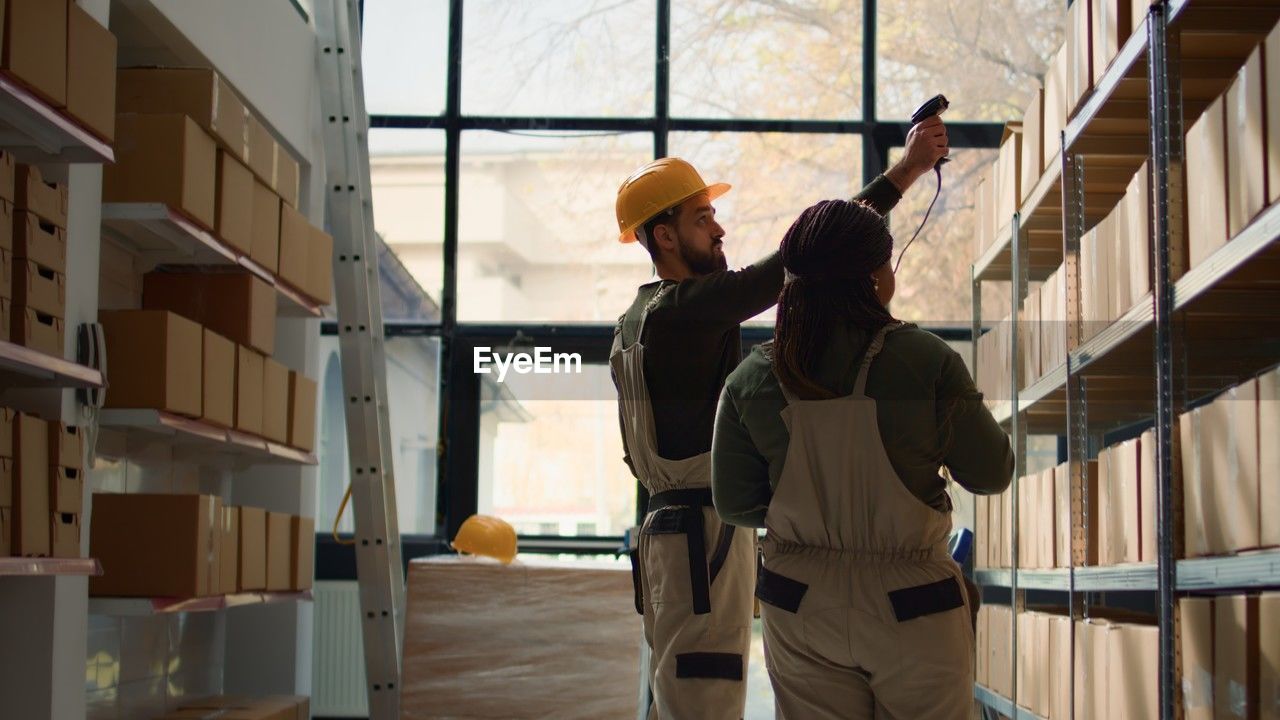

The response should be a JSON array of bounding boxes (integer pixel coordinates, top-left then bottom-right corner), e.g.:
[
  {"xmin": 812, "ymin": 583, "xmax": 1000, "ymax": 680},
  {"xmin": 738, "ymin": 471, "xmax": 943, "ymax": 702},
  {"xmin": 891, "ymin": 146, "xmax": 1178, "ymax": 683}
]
[{"xmin": 614, "ymin": 176, "xmax": 903, "ymax": 470}]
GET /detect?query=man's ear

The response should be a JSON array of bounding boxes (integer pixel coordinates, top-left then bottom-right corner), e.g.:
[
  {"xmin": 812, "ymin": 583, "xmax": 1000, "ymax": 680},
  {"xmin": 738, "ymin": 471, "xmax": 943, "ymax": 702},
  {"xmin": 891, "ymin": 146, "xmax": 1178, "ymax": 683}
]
[{"xmin": 650, "ymin": 222, "xmax": 675, "ymax": 250}]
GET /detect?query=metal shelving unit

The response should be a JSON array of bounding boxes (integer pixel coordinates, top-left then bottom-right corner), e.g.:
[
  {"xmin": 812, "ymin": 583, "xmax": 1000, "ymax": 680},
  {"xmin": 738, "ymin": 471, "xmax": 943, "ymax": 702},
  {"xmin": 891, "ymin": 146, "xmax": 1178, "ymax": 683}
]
[
  {"xmin": 0, "ymin": 341, "xmax": 104, "ymax": 390},
  {"xmin": 88, "ymin": 590, "xmax": 313, "ymax": 617},
  {"xmin": 0, "ymin": 557, "xmax": 102, "ymax": 576},
  {"xmin": 974, "ymin": 685, "xmax": 1046, "ymax": 720},
  {"xmin": 101, "ymin": 202, "xmax": 328, "ymax": 319},
  {"xmin": 0, "ymin": 72, "xmax": 114, "ymax": 164},
  {"xmin": 98, "ymin": 409, "xmax": 318, "ymax": 467},
  {"xmin": 971, "ymin": 3, "xmax": 1280, "ymax": 719}
]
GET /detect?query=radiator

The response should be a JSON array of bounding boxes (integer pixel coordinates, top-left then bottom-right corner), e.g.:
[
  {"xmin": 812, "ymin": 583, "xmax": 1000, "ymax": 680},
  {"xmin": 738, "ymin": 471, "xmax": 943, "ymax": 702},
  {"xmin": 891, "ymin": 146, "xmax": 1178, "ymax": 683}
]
[{"xmin": 312, "ymin": 581, "xmax": 369, "ymax": 717}]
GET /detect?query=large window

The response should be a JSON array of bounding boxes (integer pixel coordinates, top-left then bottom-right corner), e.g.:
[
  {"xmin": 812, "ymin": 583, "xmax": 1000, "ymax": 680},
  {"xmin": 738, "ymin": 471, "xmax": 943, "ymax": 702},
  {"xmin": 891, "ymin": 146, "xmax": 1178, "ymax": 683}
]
[{"xmin": 350, "ymin": 1, "xmax": 1065, "ymax": 544}]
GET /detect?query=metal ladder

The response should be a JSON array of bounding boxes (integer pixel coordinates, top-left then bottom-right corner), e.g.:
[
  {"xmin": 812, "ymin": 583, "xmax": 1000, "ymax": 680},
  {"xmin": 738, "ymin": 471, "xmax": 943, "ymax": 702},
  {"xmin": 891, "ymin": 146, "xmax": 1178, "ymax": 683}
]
[{"xmin": 314, "ymin": 2, "xmax": 405, "ymax": 717}]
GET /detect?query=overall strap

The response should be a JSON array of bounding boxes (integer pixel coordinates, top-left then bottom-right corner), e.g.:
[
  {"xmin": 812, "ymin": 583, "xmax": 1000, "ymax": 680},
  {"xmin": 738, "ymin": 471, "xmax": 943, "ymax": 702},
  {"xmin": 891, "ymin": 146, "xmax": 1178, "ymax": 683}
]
[
  {"xmin": 853, "ymin": 322, "xmax": 902, "ymax": 396},
  {"xmin": 635, "ymin": 281, "xmax": 672, "ymax": 341}
]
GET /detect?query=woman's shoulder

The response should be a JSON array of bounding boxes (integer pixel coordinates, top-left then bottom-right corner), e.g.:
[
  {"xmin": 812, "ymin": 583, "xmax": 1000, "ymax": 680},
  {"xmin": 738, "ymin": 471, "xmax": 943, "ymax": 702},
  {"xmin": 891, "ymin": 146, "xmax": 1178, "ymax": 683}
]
[{"xmin": 726, "ymin": 342, "xmax": 779, "ymax": 397}]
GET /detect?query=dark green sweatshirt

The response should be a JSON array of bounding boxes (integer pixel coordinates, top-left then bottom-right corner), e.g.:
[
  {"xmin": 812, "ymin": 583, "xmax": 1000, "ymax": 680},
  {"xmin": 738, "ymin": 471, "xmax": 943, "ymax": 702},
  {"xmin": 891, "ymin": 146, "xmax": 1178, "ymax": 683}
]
[
  {"xmin": 712, "ymin": 322, "xmax": 1014, "ymax": 528},
  {"xmin": 615, "ymin": 175, "xmax": 902, "ymax": 475}
]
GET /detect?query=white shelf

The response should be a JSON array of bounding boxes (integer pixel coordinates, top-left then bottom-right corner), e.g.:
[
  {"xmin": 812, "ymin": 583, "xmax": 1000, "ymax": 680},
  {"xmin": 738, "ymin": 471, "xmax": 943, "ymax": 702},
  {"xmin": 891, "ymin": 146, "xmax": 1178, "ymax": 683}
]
[
  {"xmin": 974, "ymin": 550, "xmax": 1280, "ymax": 592},
  {"xmin": 0, "ymin": 341, "xmax": 104, "ymax": 390},
  {"xmin": 0, "ymin": 557, "xmax": 102, "ymax": 577},
  {"xmin": 0, "ymin": 73, "xmax": 113, "ymax": 164},
  {"xmin": 101, "ymin": 203, "xmax": 326, "ymax": 319},
  {"xmin": 98, "ymin": 408, "xmax": 317, "ymax": 467},
  {"xmin": 88, "ymin": 589, "xmax": 313, "ymax": 616}
]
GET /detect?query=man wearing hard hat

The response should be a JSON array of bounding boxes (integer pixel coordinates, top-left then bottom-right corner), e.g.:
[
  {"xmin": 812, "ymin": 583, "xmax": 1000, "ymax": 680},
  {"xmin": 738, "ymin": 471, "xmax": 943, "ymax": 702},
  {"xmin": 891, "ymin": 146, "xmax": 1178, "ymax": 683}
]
[{"xmin": 611, "ymin": 116, "xmax": 948, "ymax": 719}]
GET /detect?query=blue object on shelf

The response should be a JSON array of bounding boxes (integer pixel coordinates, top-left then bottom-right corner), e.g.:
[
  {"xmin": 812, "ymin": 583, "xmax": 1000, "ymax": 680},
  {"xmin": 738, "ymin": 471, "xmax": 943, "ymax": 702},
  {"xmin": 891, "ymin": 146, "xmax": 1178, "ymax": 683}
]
[{"xmin": 950, "ymin": 527, "xmax": 973, "ymax": 564}]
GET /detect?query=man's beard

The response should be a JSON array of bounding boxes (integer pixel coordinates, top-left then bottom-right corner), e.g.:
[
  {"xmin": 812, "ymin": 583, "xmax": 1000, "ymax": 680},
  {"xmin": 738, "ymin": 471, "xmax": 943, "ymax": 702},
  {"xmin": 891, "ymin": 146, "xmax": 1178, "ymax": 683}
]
[{"xmin": 677, "ymin": 232, "xmax": 728, "ymax": 275}]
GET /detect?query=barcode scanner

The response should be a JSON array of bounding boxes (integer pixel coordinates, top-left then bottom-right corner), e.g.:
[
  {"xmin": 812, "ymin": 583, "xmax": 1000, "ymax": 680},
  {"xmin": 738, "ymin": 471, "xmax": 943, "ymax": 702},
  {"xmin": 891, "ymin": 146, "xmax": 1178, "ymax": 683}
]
[{"xmin": 895, "ymin": 93, "xmax": 951, "ymax": 273}]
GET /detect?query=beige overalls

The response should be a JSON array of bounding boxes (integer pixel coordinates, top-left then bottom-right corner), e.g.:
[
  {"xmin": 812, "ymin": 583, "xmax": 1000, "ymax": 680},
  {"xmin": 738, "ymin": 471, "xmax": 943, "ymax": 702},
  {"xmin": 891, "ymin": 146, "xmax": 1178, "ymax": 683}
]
[
  {"xmin": 757, "ymin": 322, "xmax": 974, "ymax": 720},
  {"xmin": 610, "ymin": 284, "xmax": 756, "ymax": 720}
]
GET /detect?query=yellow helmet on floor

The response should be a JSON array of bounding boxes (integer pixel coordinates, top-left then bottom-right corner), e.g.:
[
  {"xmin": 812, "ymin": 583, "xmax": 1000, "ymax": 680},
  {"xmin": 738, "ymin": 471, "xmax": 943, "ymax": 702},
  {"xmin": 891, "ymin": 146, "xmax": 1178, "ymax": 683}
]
[
  {"xmin": 451, "ymin": 514, "xmax": 518, "ymax": 564},
  {"xmin": 615, "ymin": 157, "xmax": 731, "ymax": 243}
]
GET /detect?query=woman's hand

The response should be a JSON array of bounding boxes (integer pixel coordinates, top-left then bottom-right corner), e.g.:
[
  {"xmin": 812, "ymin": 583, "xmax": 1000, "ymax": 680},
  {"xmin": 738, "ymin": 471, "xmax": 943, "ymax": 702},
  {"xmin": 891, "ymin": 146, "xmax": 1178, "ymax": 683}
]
[{"xmin": 885, "ymin": 115, "xmax": 949, "ymax": 194}]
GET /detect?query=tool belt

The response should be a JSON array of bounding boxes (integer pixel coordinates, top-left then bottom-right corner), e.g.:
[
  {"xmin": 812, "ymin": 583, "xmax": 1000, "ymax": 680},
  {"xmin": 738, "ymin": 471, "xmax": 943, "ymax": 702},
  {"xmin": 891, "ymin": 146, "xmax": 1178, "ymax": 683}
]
[{"xmin": 628, "ymin": 488, "xmax": 735, "ymax": 616}]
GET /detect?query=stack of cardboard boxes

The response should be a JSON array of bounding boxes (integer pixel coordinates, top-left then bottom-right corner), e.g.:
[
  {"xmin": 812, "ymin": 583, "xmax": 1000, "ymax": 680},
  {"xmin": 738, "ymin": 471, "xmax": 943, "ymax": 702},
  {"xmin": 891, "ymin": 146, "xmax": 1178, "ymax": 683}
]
[
  {"xmin": 1096, "ymin": 428, "xmax": 1159, "ymax": 566},
  {"xmin": 0, "ymin": 0, "xmax": 118, "ymax": 142},
  {"xmin": 1179, "ymin": 594, "xmax": 1280, "ymax": 720},
  {"xmin": 154, "ymin": 694, "xmax": 309, "ymax": 720},
  {"xmin": 1181, "ymin": 367, "xmax": 1279, "ymax": 560},
  {"xmin": 88, "ymin": 493, "xmax": 314, "ymax": 598},
  {"xmin": 1, "ymin": 410, "xmax": 84, "ymax": 558},
  {"xmin": 974, "ymin": 460, "xmax": 1100, "ymax": 571},
  {"xmin": 1187, "ymin": 26, "xmax": 1280, "ymax": 270},
  {"xmin": 1079, "ymin": 162, "xmax": 1150, "ymax": 343},
  {"xmin": 7, "ymin": 161, "xmax": 69, "ymax": 356},
  {"xmin": 105, "ymin": 67, "xmax": 334, "ymax": 307},
  {"xmin": 99, "ymin": 274, "xmax": 318, "ymax": 454}
]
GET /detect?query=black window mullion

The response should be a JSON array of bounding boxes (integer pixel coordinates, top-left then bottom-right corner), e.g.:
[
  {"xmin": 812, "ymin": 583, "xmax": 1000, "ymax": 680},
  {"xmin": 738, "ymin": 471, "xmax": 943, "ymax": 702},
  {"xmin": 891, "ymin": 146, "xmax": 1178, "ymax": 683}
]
[
  {"xmin": 862, "ymin": 0, "xmax": 880, "ymax": 185},
  {"xmin": 655, "ymin": 0, "xmax": 670, "ymax": 158}
]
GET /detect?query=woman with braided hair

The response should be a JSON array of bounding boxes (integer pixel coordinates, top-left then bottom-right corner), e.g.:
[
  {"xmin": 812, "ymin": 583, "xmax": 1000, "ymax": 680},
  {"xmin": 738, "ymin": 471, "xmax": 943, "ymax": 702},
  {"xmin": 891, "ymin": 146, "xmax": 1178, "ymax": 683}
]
[{"xmin": 710, "ymin": 199, "xmax": 1012, "ymax": 719}]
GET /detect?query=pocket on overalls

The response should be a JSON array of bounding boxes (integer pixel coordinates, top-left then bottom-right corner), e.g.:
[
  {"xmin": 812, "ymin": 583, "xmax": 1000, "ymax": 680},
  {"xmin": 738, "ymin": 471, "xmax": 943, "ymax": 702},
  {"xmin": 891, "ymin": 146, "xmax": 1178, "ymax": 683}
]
[
  {"xmin": 643, "ymin": 506, "xmax": 711, "ymax": 614},
  {"xmin": 886, "ymin": 576, "xmax": 965, "ymax": 622}
]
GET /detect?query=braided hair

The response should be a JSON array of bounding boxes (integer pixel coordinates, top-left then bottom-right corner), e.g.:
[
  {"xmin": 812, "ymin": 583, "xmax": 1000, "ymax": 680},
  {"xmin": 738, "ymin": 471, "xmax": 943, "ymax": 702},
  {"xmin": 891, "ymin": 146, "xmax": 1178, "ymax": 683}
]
[{"xmin": 773, "ymin": 199, "xmax": 896, "ymax": 400}]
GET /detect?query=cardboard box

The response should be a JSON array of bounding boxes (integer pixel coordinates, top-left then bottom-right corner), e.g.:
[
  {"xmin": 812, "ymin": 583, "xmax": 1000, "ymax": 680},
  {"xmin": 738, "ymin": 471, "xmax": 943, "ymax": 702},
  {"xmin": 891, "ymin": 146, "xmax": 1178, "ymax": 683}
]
[
  {"xmin": 201, "ymin": 329, "xmax": 235, "ymax": 428},
  {"xmin": 1054, "ymin": 463, "xmax": 1070, "ymax": 568},
  {"xmin": 262, "ymin": 358, "xmax": 289, "ymax": 444},
  {"xmin": 246, "ymin": 114, "xmax": 277, "ymax": 187},
  {"xmin": 1261, "ymin": 594, "xmax": 1280, "ymax": 720},
  {"xmin": 0, "ymin": 151, "xmax": 14, "ymax": 203},
  {"xmin": 1044, "ymin": 45, "xmax": 1069, "ymax": 162},
  {"xmin": 0, "ymin": 457, "xmax": 11, "ymax": 507},
  {"xmin": 100, "ymin": 310, "xmax": 203, "ymax": 417},
  {"xmin": 66, "ymin": 3, "xmax": 116, "ymax": 142},
  {"xmin": 1116, "ymin": 438, "xmax": 1140, "ymax": 564},
  {"xmin": 216, "ymin": 150, "xmax": 254, "ymax": 255},
  {"xmin": 12, "ymin": 305, "xmax": 62, "ymax": 357},
  {"xmin": 277, "ymin": 201, "xmax": 310, "ymax": 291},
  {"xmin": 1215, "ymin": 595, "xmax": 1259, "ymax": 720},
  {"xmin": 13, "ymin": 259, "xmax": 64, "ymax": 318},
  {"xmin": 251, "ymin": 180, "xmax": 281, "ymax": 273},
  {"xmin": 0, "ymin": 406, "xmax": 12, "ymax": 458},
  {"xmin": 0, "ymin": 247, "xmax": 10, "ymax": 299},
  {"xmin": 307, "ymin": 226, "xmax": 334, "ymax": 305},
  {"xmin": 1091, "ymin": 0, "xmax": 1132, "ymax": 84},
  {"xmin": 1203, "ymin": 381, "xmax": 1260, "ymax": 554},
  {"xmin": 1269, "ymin": 23, "xmax": 1280, "ymax": 206},
  {"xmin": 218, "ymin": 506, "xmax": 238, "ymax": 594},
  {"xmin": 1186, "ymin": 95, "xmax": 1228, "ymax": 269},
  {"xmin": 115, "ymin": 68, "xmax": 247, "ymax": 158},
  {"xmin": 995, "ymin": 124, "xmax": 1022, "ymax": 239},
  {"xmin": 1181, "ymin": 597, "xmax": 1215, "ymax": 720},
  {"xmin": 47, "ymin": 423, "xmax": 82, "ymax": 470},
  {"xmin": 12, "ymin": 413, "xmax": 48, "ymax": 556},
  {"xmin": 287, "ymin": 371, "xmax": 317, "ymax": 453},
  {"xmin": 1126, "ymin": 162, "xmax": 1151, "ymax": 307},
  {"xmin": 1049, "ymin": 614, "xmax": 1072, "ymax": 720},
  {"xmin": 235, "ymin": 345, "xmax": 265, "ymax": 435},
  {"xmin": 1099, "ymin": 446, "xmax": 1117, "ymax": 564},
  {"xmin": 238, "ymin": 506, "xmax": 266, "ymax": 591},
  {"xmin": 104, "ymin": 114, "xmax": 218, "ymax": 231},
  {"xmin": 50, "ymin": 511, "xmax": 79, "ymax": 558},
  {"xmin": 13, "ymin": 211, "xmax": 66, "ymax": 274},
  {"xmin": 1075, "ymin": 620, "xmax": 1110, "ymax": 720},
  {"xmin": 90, "ymin": 494, "xmax": 221, "ymax": 597},
  {"xmin": 1109, "ymin": 198, "xmax": 1132, "ymax": 320},
  {"xmin": 1039, "ymin": 469, "xmax": 1056, "ymax": 569},
  {"xmin": 0, "ymin": 197, "xmax": 12, "ymax": 251},
  {"xmin": 1182, "ymin": 408, "xmax": 1211, "ymax": 557},
  {"xmin": 143, "ymin": 270, "xmax": 276, "ymax": 356},
  {"xmin": 1110, "ymin": 623, "xmax": 1158, "ymax": 720},
  {"xmin": 1017, "ymin": 475, "xmax": 1033, "ymax": 568},
  {"xmin": 266, "ymin": 511, "xmax": 290, "ymax": 591},
  {"xmin": 1226, "ymin": 46, "xmax": 1266, "ymax": 239},
  {"xmin": 50, "ymin": 466, "xmax": 81, "ymax": 515},
  {"xmin": 1020, "ymin": 87, "xmax": 1044, "ymax": 205},
  {"xmin": 275, "ymin": 149, "xmax": 300, "ymax": 209},
  {"xmin": 14, "ymin": 165, "xmax": 68, "ymax": 230},
  {"xmin": 1261, "ymin": 367, "xmax": 1279, "ymax": 548},
  {"xmin": 1066, "ymin": 0, "xmax": 1093, "ymax": 117},
  {"xmin": 1083, "ymin": 459, "xmax": 1100, "ymax": 565},
  {"xmin": 1139, "ymin": 428, "xmax": 1157, "ymax": 562},
  {"xmin": 291, "ymin": 515, "xmax": 314, "ymax": 591},
  {"xmin": 1, "ymin": 0, "xmax": 67, "ymax": 107}
]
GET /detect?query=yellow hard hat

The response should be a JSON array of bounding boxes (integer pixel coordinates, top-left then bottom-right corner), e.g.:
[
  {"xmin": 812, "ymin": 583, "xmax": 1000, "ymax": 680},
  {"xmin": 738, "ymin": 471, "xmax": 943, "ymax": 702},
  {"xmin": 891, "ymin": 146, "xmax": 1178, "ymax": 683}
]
[
  {"xmin": 451, "ymin": 514, "xmax": 518, "ymax": 564},
  {"xmin": 615, "ymin": 157, "xmax": 731, "ymax": 243}
]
